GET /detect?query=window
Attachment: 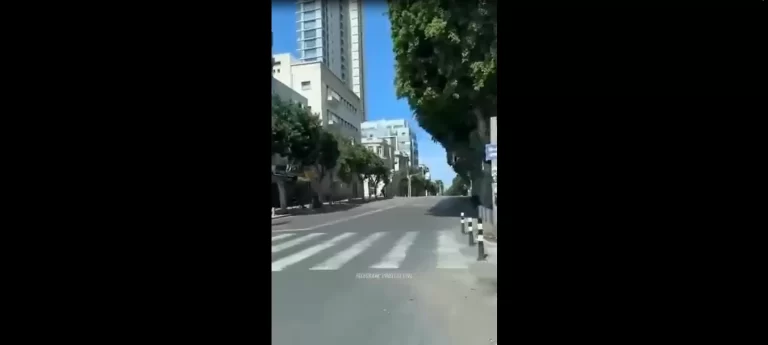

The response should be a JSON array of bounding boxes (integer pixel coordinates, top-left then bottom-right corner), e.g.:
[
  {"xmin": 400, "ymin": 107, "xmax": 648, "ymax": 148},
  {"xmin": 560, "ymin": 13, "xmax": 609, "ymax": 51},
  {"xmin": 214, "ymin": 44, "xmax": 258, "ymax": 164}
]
[
  {"xmin": 341, "ymin": 47, "xmax": 345, "ymax": 55},
  {"xmin": 304, "ymin": 39, "xmax": 316, "ymax": 48},
  {"xmin": 304, "ymin": 19, "xmax": 317, "ymax": 29},
  {"xmin": 304, "ymin": 48, "xmax": 318, "ymax": 58},
  {"xmin": 303, "ymin": 29, "xmax": 317, "ymax": 39},
  {"xmin": 377, "ymin": 147, "xmax": 382, "ymax": 155},
  {"xmin": 301, "ymin": 10, "xmax": 316, "ymax": 20},
  {"xmin": 301, "ymin": 81, "xmax": 311, "ymax": 90},
  {"xmin": 303, "ymin": 2, "xmax": 317, "ymax": 11},
  {"xmin": 342, "ymin": 72, "xmax": 346, "ymax": 80},
  {"xmin": 304, "ymin": 57, "xmax": 317, "ymax": 62}
]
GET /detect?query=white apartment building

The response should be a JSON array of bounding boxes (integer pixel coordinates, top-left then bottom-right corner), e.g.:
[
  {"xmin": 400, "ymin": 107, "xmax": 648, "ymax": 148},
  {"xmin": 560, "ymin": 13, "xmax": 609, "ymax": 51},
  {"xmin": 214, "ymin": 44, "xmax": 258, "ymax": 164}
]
[
  {"xmin": 272, "ymin": 77, "xmax": 309, "ymax": 108},
  {"xmin": 295, "ymin": 0, "xmax": 366, "ymax": 121},
  {"xmin": 272, "ymin": 53, "xmax": 362, "ymax": 143},
  {"xmin": 361, "ymin": 137, "xmax": 395, "ymax": 197},
  {"xmin": 361, "ymin": 119, "xmax": 419, "ymax": 167},
  {"xmin": 361, "ymin": 137, "xmax": 394, "ymax": 169}
]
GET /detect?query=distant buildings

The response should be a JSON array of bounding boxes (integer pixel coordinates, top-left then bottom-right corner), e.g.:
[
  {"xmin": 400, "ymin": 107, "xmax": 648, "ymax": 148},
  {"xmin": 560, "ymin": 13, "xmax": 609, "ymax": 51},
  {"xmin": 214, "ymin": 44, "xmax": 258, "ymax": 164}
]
[{"xmin": 361, "ymin": 119, "xmax": 419, "ymax": 168}]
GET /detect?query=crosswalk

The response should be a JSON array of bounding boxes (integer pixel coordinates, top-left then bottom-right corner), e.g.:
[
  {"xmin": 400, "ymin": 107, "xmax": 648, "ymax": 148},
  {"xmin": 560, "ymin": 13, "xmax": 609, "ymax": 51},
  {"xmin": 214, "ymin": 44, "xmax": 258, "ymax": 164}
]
[{"xmin": 271, "ymin": 230, "xmax": 495, "ymax": 272}]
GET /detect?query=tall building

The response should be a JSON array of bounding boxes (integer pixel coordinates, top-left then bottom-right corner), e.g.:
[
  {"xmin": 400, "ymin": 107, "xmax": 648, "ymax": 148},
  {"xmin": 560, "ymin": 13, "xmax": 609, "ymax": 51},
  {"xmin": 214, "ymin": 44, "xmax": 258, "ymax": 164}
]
[
  {"xmin": 361, "ymin": 119, "xmax": 419, "ymax": 168},
  {"xmin": 295, "ymin": 0, "xmax": 366, "ymax": 121}
]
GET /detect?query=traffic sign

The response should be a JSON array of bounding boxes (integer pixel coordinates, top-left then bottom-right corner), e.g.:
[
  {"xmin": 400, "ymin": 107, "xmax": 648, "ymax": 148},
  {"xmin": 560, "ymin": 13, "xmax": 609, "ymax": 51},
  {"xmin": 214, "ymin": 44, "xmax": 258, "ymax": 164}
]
[{"xmin": 485, "ymin": 144, "xmax": 497, "ymax": 161}]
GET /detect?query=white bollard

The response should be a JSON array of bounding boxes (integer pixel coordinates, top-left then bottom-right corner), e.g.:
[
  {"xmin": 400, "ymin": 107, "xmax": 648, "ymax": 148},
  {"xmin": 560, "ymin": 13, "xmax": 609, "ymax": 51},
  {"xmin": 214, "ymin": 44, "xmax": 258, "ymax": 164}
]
[{"xmin": 271, "ymin": 207, "xmax": 275, "ymax": 217}]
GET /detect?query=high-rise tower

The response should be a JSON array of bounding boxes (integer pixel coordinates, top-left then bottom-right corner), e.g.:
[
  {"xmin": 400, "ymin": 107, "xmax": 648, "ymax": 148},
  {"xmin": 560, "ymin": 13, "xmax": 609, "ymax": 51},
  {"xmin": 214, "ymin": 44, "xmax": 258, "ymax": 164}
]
[{"xmin": 295, "ymin": 0, "xmax": 366, "ymax": 121}]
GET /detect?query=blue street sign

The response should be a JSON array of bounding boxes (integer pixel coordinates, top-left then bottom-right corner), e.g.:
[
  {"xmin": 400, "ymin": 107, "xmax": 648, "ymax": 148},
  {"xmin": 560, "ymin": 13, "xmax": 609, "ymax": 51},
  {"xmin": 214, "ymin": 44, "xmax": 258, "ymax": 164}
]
[{"xmin": 485, "ymin": 144, "xmax": 497, "ymax": 161}]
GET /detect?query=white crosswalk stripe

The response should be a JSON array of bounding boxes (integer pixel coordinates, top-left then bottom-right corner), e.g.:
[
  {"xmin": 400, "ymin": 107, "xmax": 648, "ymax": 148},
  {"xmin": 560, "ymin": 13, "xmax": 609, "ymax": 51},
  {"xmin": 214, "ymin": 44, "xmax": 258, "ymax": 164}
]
[
  {"xmin": 272, "ymin": 233, "xmax": 356, "ymax": 271},
  {"xmin": 272, "ymin": 233, "xmax": 324, "ymax": 253},
  {"xmin": 311, "ymin": 232, "xmax": 386, "ymax": 270},
  {"xmin": 271, "ymin": 234, "xmax": 295, "ymax": 242},
  {"xmin": 270, "ymin": 230, "xmax": 495, "ymax": 271},
  {"xmin": 370, "ymin": 231, "xmax": 418, "ymax": 269}
]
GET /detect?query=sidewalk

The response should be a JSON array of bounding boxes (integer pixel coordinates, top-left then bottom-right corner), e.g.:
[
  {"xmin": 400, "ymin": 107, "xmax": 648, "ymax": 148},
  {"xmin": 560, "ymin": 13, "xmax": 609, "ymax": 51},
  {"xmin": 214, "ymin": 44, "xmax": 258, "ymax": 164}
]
[{"xmin": 273, "ymin": 197, "xmax": 394, "ymax": 216}]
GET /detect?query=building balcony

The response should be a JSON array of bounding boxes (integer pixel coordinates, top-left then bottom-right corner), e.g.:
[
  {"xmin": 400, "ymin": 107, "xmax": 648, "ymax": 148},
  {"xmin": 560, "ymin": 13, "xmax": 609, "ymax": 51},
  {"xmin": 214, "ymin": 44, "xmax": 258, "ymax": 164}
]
[{"xmin": 326, "ymin": 90, "xmax": 340, "ymax": 105}]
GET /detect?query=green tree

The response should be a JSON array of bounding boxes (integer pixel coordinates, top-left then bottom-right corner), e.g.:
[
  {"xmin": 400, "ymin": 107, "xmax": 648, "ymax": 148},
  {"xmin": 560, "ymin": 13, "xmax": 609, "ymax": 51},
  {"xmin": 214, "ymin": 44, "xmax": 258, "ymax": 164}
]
[
  {"xmin": 271, "ymin": 96, "xmax": 340, "ymax": 209},
  {"xmin": 335, "ymin": 134, "xmax": 356, "ymax": 185},
  {"xmin": 434, "ymin": 179, "xmax": 444, "ymax": 195},
  {"xmin": 445, "ymin": 174, "xmax": 470, "ymax": 196},
  {"xmin": 369, "ymin": 159, "xmax": 390, "ymax": 199},
  {"xmin": 343, "ymin": 145, "xmax": 381, "ymax": 200},
  {"xmin": 307, "ymin": 131, "xmax": 340, "ymax": 208},
  {"xmin": 388, "ymin": 0, "xmax": 496, "ymax": 205}
]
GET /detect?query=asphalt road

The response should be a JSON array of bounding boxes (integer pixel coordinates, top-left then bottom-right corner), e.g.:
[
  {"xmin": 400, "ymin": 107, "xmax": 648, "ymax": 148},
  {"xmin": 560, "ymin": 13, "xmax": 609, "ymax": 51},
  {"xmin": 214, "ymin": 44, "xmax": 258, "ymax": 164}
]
[{"xmin": 271, "ymin": 196, "xmax": 497, "ymax": 345}]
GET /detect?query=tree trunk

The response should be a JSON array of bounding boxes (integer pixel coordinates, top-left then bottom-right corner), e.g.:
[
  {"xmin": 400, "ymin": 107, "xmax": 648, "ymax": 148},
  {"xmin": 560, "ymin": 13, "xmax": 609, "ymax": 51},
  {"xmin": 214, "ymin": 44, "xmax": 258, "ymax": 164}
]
[
  {"xmin": 276, "ymin": 179, "xmax": 288, "ymax": 211},
  {"xmin": 328, "ymin": 169, "xmax": 335, "ymax": 205},
  {"xmin": 358, "ymin": 175, "xmax": 366, "ymax": 201},
  {"xmin": 309, "ymin": 166, "xmax": 326, "ymax": 209}
]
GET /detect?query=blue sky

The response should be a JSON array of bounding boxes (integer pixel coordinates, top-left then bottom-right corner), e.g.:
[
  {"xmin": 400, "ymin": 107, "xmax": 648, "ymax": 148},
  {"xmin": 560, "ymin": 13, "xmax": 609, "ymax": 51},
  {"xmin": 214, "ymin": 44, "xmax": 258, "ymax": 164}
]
[{"xmin": 272, "ymin": 2, "xmax": 454, "ymax": 185}]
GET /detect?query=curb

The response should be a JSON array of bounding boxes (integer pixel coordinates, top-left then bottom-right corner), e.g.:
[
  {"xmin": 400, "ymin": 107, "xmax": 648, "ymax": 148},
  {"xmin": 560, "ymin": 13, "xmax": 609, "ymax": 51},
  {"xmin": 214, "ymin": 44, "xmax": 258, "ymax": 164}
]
[{"xmin": 271, "ymin": 214, "xmax": 291, "ymax": 220}]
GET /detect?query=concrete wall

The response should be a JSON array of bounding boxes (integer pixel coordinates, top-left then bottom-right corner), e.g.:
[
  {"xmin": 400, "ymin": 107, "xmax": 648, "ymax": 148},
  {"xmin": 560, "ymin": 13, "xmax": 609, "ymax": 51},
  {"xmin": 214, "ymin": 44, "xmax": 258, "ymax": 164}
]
[{"xmin": 272, "ymin": 77, "xmax": 309, "ymax": 108}]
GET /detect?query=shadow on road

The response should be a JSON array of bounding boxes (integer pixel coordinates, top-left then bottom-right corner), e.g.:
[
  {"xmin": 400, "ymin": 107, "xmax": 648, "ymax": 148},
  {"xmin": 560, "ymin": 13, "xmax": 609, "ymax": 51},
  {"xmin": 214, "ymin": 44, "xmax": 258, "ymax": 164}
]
[
  {"xmin": 276, "ymin": 197, "xmax": 396, "ymax": 216},
  {"xmin": 425, "ymin": 197, "xmax": 478, "ymax": 218},
  {"xmin": 272, "ymin": 220, "xmax": 291, "ymax": 226}
]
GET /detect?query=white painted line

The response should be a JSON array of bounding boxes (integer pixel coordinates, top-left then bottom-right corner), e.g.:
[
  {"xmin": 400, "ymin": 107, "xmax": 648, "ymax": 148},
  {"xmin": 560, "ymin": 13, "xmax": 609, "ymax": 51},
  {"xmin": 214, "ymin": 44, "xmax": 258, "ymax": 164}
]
[
  {"xmin": 272, "ymin": 233, "xmax": 356, "ymax": 271},
  {"xmin": 271, "ymin": 233, "xmax": 295, "ymax": 242},
  {"xmin": 437, "ymin": 230, "xmax": 469, "ymax": 269},
  {"xmin": 271, "ymin": 233, "xmax": 325, "ymax": 253},
  {"xmin": 370, "ymin": 231, "xmax": 418, "ymax": 269},
  {"xmin": 271, "ymin": 205, "xmax": 399, "ymax": 233},
  {"xmin": 310, "ymin": 232, "xmax": 386, "ymax": 270}
]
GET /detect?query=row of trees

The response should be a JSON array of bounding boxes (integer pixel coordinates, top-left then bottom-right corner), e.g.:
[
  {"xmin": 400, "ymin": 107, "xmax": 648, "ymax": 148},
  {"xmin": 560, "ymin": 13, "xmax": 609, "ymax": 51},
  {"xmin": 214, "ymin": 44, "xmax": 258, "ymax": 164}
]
[
  {"xmin": 445, "ymin": 174, "xmax": 471, "ymax": 196},
  {"xmin": 388, "ymin": 0, "xmax": 497, "ymax": 208},
  {"xmin": 271, "ymin": 96, "xmax": 391, "ymax": 209}
]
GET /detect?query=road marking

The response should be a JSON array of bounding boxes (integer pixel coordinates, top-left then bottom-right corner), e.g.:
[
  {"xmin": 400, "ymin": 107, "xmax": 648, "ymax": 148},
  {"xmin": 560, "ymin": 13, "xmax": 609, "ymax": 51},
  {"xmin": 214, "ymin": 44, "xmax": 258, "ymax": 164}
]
[
  {"xmin": 271, "ymin": 205, "xmax": 400, "ymax": 233},
  {"xmin": 272, "ymin": 233, "xmax": 356, "ymax": 271},
  {"xmin": 271, "ymin": 233, "xmax": 325, "ymax": 253},
  {"xmin": 436, "ymin": 230, "xmax": 469, "ymax": 269},
  {"xmin": 310, "ymin": 232, "xmax": 386, "ymax": 270},
  {"xmin": 271, "ymin": 233, "xmax": 295, "ymax": 242},
  {"xmin": 370, "ymin": 231, "xmax": 418, "ymax": 269}
]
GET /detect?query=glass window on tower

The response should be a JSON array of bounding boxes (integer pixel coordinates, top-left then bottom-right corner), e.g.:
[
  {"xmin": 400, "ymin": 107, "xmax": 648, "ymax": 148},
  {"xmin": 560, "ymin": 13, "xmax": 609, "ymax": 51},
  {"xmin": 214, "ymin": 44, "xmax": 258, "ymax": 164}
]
[
  {"xmin": 303, "ymin": 29, "xmax": 317, "ymax": 39},
  {"xmin": 304, "ymin": 48, "xmax": 318, "ymax": 58},
  {"xmin": 303, "ymin": 9, "xmax": 318, "ymax": 20},
  {"xmin": 304, "ymin": 19, "xmax": 317, "ymax": 29}
]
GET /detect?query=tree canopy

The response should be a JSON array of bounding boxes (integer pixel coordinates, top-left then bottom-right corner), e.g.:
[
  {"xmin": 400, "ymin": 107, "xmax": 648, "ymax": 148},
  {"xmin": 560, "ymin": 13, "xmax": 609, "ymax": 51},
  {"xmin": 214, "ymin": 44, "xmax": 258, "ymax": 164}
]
[{"xmin": 388, "ymin": 0, "xmax": 496, "ymax": 204}]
